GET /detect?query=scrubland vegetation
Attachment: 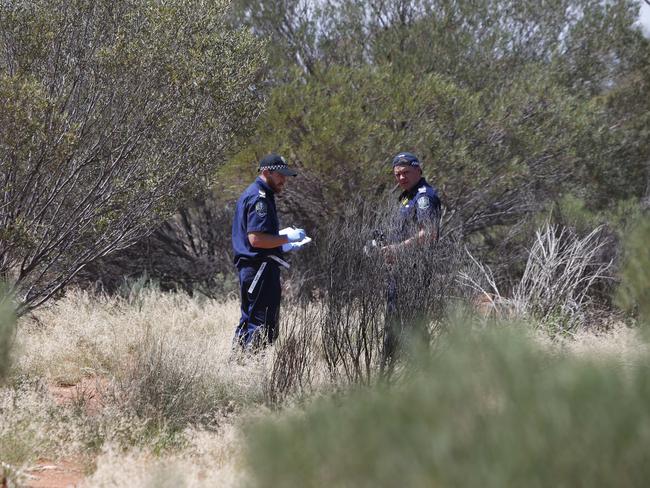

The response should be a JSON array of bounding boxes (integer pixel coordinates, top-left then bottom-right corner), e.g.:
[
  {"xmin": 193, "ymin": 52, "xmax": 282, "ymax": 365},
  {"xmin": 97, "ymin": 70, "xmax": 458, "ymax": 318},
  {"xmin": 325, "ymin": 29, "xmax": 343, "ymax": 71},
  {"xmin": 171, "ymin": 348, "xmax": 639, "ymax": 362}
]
[
  {"xmin": 1, "ymin": 215, "xmax": 649, "ymax": 486},
  {"xmin": 2, "ymin": 0, "xmax": 650, "ymax": 486}
]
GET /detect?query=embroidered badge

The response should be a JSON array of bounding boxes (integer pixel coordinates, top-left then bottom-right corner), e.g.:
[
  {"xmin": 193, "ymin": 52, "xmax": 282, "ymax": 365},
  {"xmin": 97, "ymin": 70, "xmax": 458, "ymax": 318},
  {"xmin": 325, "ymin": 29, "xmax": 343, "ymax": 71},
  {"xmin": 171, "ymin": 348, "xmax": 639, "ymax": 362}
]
[
  {"xmin": 255, "ymin": 200, "xmax": 268, "ymax": 217},
  {"xmin": 418, "ymin": 186, "xmax": 427, "ymax": 193},
  {"xmin": 417, "ymin": 196, "xmax": 431, "ymax": 209}
]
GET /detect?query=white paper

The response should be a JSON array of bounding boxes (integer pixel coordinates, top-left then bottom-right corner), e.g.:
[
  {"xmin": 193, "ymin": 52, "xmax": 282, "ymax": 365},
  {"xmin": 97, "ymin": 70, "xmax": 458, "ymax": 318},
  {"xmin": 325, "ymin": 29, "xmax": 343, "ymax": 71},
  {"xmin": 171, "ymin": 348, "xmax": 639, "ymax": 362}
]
[{"xmin": 280, "ymin": 227, "xmax": 312, "ymax": 247}]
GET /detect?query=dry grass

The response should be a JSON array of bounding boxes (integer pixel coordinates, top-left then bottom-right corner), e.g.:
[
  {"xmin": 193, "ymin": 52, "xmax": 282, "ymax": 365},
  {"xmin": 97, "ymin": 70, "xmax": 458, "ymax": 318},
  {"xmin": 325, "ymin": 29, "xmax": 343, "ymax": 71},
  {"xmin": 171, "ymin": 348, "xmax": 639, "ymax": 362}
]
[
  {"xmin": 535, "ymin": 322, "xmax": 649, "ymax": 366},
  {"xmin": 82, "ymin": 423, "xmax": 250, "ymax": 487},
  {"xmin": 4, "ymin": 288, "xmax": 273, "ymax": 486},
  {"xmin": 2, "ymin": 286, "xmax": 647, "ymax": 487},
  {"xmin": 16, "ymin": 288, "xmax": 250, "ymax": 384},
  {"xmin": 460, "ymin": 223, "xmax": 613, "ymax": 332}
]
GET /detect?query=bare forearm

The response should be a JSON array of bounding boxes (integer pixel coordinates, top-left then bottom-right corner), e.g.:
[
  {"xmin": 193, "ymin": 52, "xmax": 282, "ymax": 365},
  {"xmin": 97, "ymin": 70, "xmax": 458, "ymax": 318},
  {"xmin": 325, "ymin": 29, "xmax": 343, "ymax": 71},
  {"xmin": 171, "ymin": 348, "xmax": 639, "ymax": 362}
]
[
  {"xmin": 248, "ymin": 232, "xmax": 289, "ymax": 249},
  {"xmin": 389, "ymin": 228, "xmax": 435, "ymax": 251},
  {"xmin": 381, "ymin": 228, "xmax": 437, "ymax": 261}
]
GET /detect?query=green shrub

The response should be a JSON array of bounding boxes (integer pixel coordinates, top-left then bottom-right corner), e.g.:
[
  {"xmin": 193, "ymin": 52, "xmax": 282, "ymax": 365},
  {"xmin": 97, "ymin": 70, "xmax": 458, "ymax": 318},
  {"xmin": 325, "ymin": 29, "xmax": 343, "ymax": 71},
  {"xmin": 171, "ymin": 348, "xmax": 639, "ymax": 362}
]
[
  {"xmin": 246, "ymin": 324, "xmax": 650, "ymax": 487},
  {"xmin": 618, "ymin": 217, "xmax": 650, "ymax": 325},
  {"xmin": 1, "ymin": 0, "xmax": 264, "ymax": 313}
]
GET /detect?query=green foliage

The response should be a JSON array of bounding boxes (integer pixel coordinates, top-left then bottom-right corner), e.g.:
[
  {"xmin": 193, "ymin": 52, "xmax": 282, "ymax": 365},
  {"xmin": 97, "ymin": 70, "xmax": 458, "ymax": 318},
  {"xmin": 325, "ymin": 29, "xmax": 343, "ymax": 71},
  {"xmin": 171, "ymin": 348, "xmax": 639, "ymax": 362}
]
[
  {"xmin": 0, "ymin": 287, "xmax": 16, "ymax": 381},
  {"xmin": 617, "ymin": 217, "xmax": 650, "ymax": 324},
  {"xmin": 0, "ymin": 0, "xmax": 265, "ymax": 312},
  {"xmin": 226, "ymin": 63, "xmax": 618, "ymax": 236},
  {"xmin": 247, "ymin": 324, "xmax": 650, "ymax": 487},
  {"xmin": 222, "ymin": 0, "xmax": 649, "ymax": 299},
  {"xmin": 553, "ymin": 194, "xmax": 644, "ymax": 236}
]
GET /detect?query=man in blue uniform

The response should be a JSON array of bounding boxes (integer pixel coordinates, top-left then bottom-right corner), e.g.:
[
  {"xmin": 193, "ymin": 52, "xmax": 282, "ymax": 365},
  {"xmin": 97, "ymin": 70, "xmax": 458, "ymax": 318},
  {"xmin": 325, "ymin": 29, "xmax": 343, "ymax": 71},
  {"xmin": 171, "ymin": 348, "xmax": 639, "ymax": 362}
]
[
  {"xmin": 380, "ymin": 151, "xmax": 441, "ymax": 369},
  {"xmin": 232, "ymin": 153, "xmax": 306, "ymax": 350}
]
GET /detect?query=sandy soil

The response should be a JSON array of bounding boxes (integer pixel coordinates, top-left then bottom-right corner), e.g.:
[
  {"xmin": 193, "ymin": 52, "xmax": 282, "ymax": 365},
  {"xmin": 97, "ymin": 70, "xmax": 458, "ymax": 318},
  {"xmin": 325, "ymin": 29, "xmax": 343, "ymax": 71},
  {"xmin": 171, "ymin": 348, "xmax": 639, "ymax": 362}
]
[{"xmin": 25, "ymin": 459, "xmax": 85, "ymax": 488}]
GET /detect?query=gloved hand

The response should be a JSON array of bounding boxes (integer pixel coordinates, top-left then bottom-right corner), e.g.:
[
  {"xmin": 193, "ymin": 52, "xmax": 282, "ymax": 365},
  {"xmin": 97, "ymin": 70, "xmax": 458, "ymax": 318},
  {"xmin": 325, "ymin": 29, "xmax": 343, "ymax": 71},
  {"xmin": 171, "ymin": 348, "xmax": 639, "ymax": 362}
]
[
  {"xmin": 282, "ymin": 242, "xmax": 300, "ymax": 252},
  {"xmin": 285, "ymin": 227, "xmax": 306, "ymax": 242}
]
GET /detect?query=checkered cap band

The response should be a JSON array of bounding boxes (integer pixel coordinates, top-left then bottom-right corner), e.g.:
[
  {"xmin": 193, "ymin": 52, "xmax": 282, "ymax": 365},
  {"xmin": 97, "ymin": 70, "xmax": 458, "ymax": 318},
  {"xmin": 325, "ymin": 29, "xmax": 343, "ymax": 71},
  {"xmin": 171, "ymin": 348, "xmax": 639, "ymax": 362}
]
[{"xmin": 262, "ymin": 164, "xmax": 288, "ymax": 171}]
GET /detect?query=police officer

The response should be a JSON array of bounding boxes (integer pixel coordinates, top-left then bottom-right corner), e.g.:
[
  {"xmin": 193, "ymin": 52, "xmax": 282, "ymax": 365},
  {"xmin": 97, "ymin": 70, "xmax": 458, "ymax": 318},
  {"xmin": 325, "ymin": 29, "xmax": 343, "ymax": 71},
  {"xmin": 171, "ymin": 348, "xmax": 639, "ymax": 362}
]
[
  {"xmin": 380, "ymin": 151, "xmax": 441, "ymax": 369},
  {"xmin": 231, "ymin": 153, "xmax": 306, "ymax": 350}
]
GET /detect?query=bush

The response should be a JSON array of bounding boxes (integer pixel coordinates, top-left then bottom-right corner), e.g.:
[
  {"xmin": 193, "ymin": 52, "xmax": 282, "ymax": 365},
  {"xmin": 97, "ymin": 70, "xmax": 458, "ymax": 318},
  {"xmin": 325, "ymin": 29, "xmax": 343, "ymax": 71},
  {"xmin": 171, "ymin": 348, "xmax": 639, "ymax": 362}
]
[
  {"xmin": 0, "ymin": 0, "xmax": 264, "ymax": 313},
  {"xmin": 247, "ymin": 323, "xmax": 650, "ymax": 488},
  {"xmin": 618, "ymin": 217, "xmax": 650, "ymax": 325},
  {"xmin": 76, "ymin": 193, "xmax": 239, "ymax": 299},
  {"xmin": 0, "ymin": 287, "xmax": 16, "ymax": 380},
  {"xmin": 264, "ymin": 200, "xmax": 470, "ymax": 401},
  {"xmin": 461, "ymin": 223, "xmax": 613, "ymax": 332}
]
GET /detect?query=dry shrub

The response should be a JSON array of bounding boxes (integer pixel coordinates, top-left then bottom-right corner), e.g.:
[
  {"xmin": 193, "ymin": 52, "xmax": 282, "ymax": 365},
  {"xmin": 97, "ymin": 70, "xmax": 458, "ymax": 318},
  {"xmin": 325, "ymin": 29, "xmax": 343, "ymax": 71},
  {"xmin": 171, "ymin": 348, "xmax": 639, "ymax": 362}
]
[
  {"xmin": 264, "ymin": 306, "xmax": 320, "ymax": 404},
  {"xmin": 461, "ymin": 223, "xmax": 613, "ymax": 332},
  {"xmin": 77, "ymin": 194, "xmax": 239, "ymax": 300},
  {"xmin": 265, "ymin": 198, "xmax": 469, "ymax": 401},
  {"xmin": 0, "ymin": 287, "xmax": 15, "ymax": 381},
  {"xmin": 109, "ymin": 332, "xmax": 267, "ymax": 432}
]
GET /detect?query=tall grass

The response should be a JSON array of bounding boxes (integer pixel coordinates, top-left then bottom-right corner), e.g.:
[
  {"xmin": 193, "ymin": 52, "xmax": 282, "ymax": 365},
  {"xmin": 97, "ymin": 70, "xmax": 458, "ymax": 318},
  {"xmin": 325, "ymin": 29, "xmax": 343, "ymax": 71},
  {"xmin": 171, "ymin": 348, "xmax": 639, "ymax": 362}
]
[
  {"xmin": 3, "ymin": 288, "xmax": 268, "ymax": 485},
  {"xmin": 16, "ymin": 288, "xmax": 268, "ymax": 413},
  {"xmin": 246, "ymin": 321, "xmax": 650, "ymax": 488},
  {"xmin": 461, "ymin": 223, "xmax": 613, "ymax": 332},
  {"xmin": 0, "ymin": 285, "xmax": 16, "ymax": 381}
]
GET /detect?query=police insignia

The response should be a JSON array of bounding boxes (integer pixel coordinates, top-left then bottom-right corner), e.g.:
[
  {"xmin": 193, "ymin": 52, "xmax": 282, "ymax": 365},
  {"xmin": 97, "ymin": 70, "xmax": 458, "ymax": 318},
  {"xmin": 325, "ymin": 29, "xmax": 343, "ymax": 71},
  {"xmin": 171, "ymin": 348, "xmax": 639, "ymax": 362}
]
[
  {"xmin": 255, "ymin": 200, "xmax": 267, "ymax": 217},
  {"xmin": 417, "ymin": 196, "xmax": 431, "ymax": 210}
]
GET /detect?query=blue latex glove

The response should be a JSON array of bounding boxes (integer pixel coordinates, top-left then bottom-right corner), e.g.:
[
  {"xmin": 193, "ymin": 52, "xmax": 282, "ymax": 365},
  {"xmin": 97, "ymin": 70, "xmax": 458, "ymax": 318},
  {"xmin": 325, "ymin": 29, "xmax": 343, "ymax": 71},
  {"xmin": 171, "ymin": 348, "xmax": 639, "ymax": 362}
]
[
  {"xmin": 285, "ymin": 227, "xmax": 306, "ymax": 242},
  {"xmin": 282, "ymin": 242, "xmax": 300, "ymax": 252}
]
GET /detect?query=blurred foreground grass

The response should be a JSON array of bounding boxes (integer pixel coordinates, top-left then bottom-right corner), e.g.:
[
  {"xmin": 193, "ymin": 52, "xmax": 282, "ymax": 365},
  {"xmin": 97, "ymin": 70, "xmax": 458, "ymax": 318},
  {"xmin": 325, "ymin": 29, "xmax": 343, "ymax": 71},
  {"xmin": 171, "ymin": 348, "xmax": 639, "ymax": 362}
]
[{"xmin": 247, "ymin": 323, "xmax": 650, "ymax": 488}]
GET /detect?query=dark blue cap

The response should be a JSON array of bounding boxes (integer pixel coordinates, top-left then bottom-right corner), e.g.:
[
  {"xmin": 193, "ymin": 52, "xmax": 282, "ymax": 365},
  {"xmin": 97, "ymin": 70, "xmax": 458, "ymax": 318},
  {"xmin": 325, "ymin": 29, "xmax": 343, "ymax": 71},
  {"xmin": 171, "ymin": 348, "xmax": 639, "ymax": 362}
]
[
  {"xmin": 258, "ymin": 153, "xmax": 298, "ymax": 176},
  {"xmin": 391, "ymin": 152, "xmax": 420, "ymax": 167}
]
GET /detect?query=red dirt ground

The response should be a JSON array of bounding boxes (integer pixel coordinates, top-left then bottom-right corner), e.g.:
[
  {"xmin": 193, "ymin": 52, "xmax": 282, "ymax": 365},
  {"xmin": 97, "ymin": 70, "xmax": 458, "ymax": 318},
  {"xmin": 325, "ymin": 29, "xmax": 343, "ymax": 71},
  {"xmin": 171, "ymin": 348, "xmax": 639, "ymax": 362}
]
[
  {"xmin": 22, "ymin": 376, "xmax": 109, "ymax": 488},
  {"xmin": 48, "ymin": 376, "xmax": 109, "ymax": 417},
  {"xmin": 25, "ymin": 459, "xmax": 85, "ymax": 488}
]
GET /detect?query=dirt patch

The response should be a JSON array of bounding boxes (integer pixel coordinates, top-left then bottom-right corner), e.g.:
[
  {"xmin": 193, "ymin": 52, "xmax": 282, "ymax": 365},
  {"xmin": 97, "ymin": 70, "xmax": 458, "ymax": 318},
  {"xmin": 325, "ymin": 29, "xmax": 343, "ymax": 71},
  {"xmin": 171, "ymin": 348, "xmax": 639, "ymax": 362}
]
[
  {"xmin": 25, "ymin": 459, "xmax": 85, "ymax": 488},
  {"xmin": 48, "ymin": 376, "xmax": 109, "ymax": 416}
]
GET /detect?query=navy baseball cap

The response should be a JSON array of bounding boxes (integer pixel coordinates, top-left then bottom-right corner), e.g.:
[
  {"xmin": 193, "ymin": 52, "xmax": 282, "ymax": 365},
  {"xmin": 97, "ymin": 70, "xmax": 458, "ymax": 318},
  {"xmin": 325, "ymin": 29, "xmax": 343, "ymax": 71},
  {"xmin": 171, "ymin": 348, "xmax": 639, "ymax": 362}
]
[
  {"xmin": 258, "ymin": 153, "xmax": 298, "ymax": 176},
  {"xmin": 391, "ymin": 152, "xmax": 421, "ymax": 167}
]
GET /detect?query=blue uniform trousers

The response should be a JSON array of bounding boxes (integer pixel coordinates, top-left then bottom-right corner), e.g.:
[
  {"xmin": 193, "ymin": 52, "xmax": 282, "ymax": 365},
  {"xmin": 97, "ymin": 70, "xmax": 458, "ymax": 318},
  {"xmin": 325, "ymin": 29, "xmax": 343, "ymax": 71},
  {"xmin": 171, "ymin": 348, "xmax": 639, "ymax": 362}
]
[
  {"xmin": 234, "ymin": 260, "xmax": 281, "ymax": 349},
  {"xmin": 382, "ymin": 277, "xmax": 400, "ymax": 371}
]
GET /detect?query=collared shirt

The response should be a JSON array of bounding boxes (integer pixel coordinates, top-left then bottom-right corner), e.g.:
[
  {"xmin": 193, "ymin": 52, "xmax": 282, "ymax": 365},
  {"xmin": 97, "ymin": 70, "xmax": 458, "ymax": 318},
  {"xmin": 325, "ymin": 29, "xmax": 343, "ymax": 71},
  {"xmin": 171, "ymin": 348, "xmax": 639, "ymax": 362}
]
[
  {"xmin": 232, "ymin": 177, "xmax": 283, "ymax": 267},
  {"xmin": 389, "ymin": 177, "xmax": 441, "ymax": 243}
]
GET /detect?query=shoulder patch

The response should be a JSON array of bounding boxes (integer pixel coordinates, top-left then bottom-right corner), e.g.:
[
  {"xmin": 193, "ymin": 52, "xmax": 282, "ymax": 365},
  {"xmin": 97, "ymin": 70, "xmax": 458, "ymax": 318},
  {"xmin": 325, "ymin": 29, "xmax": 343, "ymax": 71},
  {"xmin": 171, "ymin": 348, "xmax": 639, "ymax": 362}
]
[
  {"xmin": 417, "ymin": 196, "xmax": 431, "ymax": 210},
  {"xmin": 418, "ymin": 186, "xmax": 427, "ymax": 193},
  {"xmin": 255, "ymin": 200, "xmax": 268, "ymax": 217},
  {"xmin": 258, "ymin": 189, "xmax": 266, "ymax": 198}
]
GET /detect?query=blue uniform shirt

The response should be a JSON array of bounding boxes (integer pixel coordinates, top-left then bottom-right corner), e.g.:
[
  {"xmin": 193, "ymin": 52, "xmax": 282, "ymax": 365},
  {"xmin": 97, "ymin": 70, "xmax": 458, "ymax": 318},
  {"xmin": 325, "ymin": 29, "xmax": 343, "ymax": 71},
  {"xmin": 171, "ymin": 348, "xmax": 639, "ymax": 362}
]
[
  {"xmin": 389, "ymin": 177, "xmax": 441, "ymax": 243},
  {"xmin": 232, "ymin": 177, "xmax": 283, "ymax": 267}
]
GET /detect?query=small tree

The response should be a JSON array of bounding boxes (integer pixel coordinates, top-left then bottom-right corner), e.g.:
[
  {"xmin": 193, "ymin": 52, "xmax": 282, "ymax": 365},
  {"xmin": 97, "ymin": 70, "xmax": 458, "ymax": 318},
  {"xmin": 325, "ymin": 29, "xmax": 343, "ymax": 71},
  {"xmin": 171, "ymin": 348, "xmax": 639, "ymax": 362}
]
[{"xmin": 0, "ymin": 0, "xmax": 265, "ymax": 313}]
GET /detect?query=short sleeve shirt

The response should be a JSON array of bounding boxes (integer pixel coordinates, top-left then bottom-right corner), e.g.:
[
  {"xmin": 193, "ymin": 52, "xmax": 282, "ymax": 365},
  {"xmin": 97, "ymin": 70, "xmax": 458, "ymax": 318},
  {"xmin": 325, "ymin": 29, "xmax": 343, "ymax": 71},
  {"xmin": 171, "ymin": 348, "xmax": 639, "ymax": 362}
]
[
  {"xmin": 232, "ymin": 177, "xmax": 282, "ymax": 267},
  {"xmin": 389, "ymin": 177, "xmax": 441, "ymax": 243}
]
